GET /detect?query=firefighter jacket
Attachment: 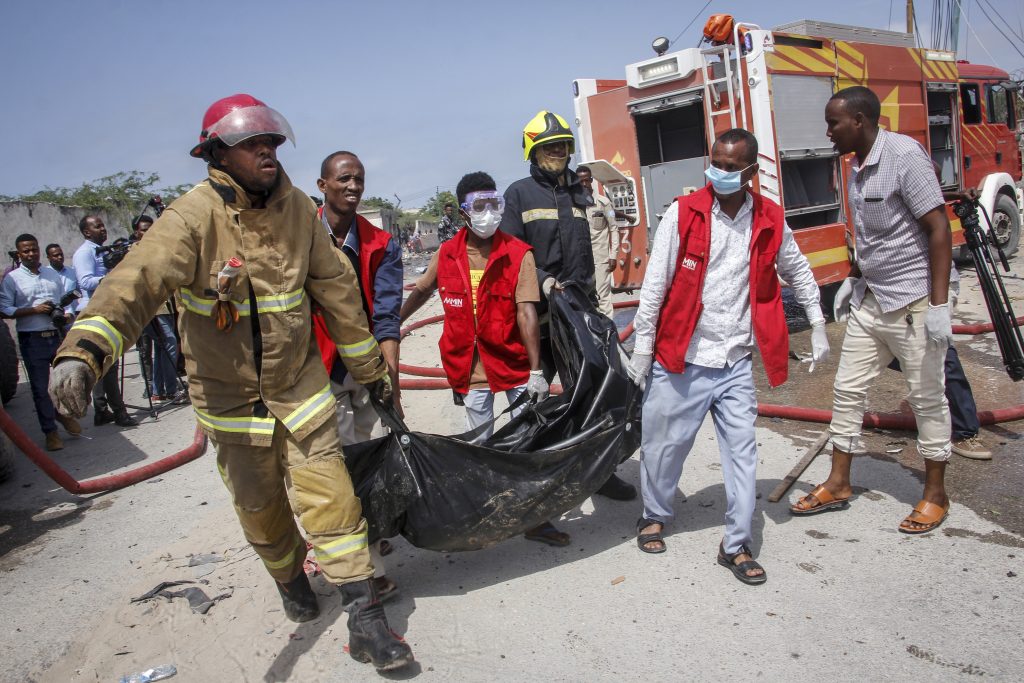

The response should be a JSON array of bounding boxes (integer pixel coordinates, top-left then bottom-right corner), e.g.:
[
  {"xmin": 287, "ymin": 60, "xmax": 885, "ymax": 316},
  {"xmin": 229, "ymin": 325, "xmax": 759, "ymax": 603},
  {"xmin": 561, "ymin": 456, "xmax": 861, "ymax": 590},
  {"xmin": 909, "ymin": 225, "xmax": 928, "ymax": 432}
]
[
  {"xmin": 437, "ymin": 228, "xmax": 533, "ymax": 394},
  {"xmin": 55, "ymin": 166, "xmax": 387, "ymax": 446},
  {"xmin": 312, "ymin": 212, "xmax": 396, "ymax": 375},
  {"xmin": 499, "ymin": 164, "xmax": 596, "ymax": 317},
  {"xmin": 654, "ymin": 185, "xmax": 789, "ymax": 386}
]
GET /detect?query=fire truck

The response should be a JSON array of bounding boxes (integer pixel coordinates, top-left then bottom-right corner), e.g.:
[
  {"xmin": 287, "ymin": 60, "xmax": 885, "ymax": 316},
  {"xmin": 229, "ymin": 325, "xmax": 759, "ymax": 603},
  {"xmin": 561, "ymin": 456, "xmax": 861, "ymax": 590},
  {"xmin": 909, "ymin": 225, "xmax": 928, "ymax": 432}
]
[{"xmin": 572, "ymin": 16, "xmax": 1023, "ymax": 291}]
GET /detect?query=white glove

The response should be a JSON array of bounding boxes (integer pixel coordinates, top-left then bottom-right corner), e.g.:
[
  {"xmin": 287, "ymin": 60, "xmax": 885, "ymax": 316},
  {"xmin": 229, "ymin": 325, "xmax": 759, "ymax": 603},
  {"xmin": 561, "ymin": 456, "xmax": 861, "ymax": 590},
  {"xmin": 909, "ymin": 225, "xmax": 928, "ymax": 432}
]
[
  {"xmin": 627, "ymin": 352, "xmax": 653, "ymax": 386},
  {"xmin": 541, "ymin": 277, "xmax": 563, "ymax": 298},
  {"xmin": 925, "ymin": 303, "xmax": 953, "ymax": 348},
  {"xmin": 833, "ymin": 277, "xmax": 857, "ymax": 322},
  {"xmin": 807, "ymin": 322, "xmax": 830, "ymax": 373},
  {"xmin": 526, "ymin": 370, "xmax": 549, "ymax": 401},
  {"xmin": 48, "ymin": 359, "xmax": 95, "ymax": 418}
]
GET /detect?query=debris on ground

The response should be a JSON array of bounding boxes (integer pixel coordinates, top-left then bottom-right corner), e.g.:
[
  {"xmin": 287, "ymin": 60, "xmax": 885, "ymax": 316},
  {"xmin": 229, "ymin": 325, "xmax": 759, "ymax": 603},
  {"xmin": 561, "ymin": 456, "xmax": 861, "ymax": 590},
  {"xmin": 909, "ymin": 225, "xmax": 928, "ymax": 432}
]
[{"xmin": 130, "ymin": 580, "xmax": 232, "ymax": 614}]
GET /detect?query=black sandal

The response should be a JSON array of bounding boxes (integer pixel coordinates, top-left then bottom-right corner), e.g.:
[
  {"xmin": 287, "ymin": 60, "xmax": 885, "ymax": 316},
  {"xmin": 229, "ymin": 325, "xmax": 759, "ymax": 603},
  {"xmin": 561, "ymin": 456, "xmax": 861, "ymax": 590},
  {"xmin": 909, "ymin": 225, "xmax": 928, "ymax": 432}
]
[
  {"xmin": 636, "ymin": 518, "xmax": 666, "ymax": 554},
  {"xmin": 717, "ymin": 542, "xmax": 766, "ymax": 585}
]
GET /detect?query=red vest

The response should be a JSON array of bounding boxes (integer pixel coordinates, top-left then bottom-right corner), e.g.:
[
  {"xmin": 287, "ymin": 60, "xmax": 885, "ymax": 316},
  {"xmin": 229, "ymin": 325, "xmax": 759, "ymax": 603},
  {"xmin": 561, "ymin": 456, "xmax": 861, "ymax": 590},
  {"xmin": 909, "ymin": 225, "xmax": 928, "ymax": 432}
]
[
  {"xmin": 437, "ymin": 228, "xmax": 533, "ymax": 394},
  {"xmin": 653, "ymin": 185, "xmax": 790, "ymax": 387},
  {"xmin": 313, "ymin": 212, "xmax": 393, "ymax": 374}
]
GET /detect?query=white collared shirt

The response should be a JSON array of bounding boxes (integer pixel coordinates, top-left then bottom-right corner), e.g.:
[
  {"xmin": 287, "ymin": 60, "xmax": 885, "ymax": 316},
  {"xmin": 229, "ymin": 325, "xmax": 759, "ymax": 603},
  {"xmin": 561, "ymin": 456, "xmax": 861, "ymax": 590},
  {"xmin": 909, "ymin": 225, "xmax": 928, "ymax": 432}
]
[
  {"xmin": 633, "ymin": 193, "xmax": 824, "ymax": 368},
  {"xmin": 0, "ymin": 264, "xmax": 66, "ymax": 332}
]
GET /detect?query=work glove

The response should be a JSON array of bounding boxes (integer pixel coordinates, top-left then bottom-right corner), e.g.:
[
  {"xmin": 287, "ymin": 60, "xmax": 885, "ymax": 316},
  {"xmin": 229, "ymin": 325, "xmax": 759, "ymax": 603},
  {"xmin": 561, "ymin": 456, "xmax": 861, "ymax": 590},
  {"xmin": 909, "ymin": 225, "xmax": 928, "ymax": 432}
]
[
  {"xmin": 626, "ymin": 352, "xmax": 653, "ymax": 386},
  {"xmin": 833, "ymin": 277, "xmax": 857, "ymax": 322},
  {"xmin": 541, "ymin": 277, "xmax": 564, "ymax": 298},
  {"xmin": 48, "ymin": 359, "xmax": 95, "ymax": 419},
  {"xmin": 367, "ymin": 373, "xmax": 393, "ymax": 405},
  {"xmin": 807, "ymin": 322, "xmax": 830, "ymax": 373},
  {"xmin": 525, "ymin": 370, "xmax": 549, "ymax": 401},
  {"xmin": 925, "ymin": 302, "xmax": 953, "ymax": 349}
]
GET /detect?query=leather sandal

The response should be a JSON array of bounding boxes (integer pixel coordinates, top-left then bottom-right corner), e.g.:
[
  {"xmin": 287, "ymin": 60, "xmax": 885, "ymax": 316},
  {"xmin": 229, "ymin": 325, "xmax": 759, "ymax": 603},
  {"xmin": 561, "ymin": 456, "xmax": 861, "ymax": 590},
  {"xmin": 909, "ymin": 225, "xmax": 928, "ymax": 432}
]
[
  {"xmin": 899, "ymin": 500, "xmax": 949, "ymax": 534},
  {"xmin": 717, "ymin": 542, "xmax": 766, "ymax": 586},
  {"xmin": 790, "ymin": 484, "xmax": 851, "ymax": 515},
  {"xmin": 636, "ymin": 517, "xmax": 666, "ymax": 554},
  {"xmin": 524, "ymin": 522, "xmax": 570, "ymax": 547}
]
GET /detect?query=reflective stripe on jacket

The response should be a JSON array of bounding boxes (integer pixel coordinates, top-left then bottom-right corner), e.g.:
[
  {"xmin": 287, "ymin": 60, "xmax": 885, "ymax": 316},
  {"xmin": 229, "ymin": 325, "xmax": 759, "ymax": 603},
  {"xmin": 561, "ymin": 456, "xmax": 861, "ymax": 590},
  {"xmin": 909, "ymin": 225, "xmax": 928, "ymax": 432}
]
[
  {"xmin": 498, "ymin": 164, "xmax": 596, "ymax": 317},
  {"xmin": 56, "ymin": 166, "xmax": 387, "ymax": 445},
  {"xmin": 653, "ymin": 185, "xmax": 789, "ymax": 387},
  {"xmin": 437, "ymin": 228, "xmax": 532, "ymax": 394}
]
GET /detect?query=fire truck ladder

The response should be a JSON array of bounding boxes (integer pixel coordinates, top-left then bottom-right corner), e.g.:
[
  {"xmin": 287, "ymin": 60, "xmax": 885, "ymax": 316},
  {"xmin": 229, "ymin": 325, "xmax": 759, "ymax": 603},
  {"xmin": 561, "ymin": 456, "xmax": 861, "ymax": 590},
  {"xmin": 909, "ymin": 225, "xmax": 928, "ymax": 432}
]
[
  {"xmin": 699, "ymin": 22, "xmax": 762, "ymax": 143},
  {"xmin": 700, "ymin": 42, "xmax": 744, "ymax": 144}
]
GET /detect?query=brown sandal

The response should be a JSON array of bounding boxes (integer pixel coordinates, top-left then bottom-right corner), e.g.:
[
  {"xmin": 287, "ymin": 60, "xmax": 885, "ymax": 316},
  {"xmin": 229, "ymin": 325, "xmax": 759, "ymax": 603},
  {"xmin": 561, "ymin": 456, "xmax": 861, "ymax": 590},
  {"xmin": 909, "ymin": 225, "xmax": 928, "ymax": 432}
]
[
  {"xmin": 899, "ymin": 500, "xmax": 949, "ymax": 534},
  {"xmin": 790, "ymin": 484, "xmax": 850, "ymax": 515}
]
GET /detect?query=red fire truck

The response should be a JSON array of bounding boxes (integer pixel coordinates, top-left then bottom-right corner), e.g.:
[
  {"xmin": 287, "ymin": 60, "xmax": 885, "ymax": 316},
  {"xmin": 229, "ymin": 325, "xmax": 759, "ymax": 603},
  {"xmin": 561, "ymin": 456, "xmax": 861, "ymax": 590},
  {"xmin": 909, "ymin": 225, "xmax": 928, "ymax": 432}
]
[{"xmin": 572, "ymin": 16, "xmax": 1023, "ymax": 291}]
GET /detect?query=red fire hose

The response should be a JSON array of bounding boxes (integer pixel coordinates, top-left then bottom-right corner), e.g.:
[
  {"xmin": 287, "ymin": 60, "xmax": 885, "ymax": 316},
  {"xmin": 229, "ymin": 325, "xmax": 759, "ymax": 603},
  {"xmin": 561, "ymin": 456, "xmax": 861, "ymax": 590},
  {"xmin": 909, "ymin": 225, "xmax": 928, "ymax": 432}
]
[
  {"xmin": 0, "ymin": 406, "xmax": 207, "ymax": 495},
  {"xmin": 398, "ymin": 300, "xmax": 1024, "ymax": 429}
]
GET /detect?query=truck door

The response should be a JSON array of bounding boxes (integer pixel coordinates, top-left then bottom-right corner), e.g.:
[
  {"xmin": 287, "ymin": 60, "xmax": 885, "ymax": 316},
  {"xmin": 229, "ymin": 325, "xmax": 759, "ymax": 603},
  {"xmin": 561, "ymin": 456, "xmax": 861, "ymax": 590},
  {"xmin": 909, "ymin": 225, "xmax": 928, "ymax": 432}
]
[
  {"xmin": 629, "ymin": 89, "xmax": 707, "ymax": 242},
  {"xmin": 927, "ymin": 83, "xmax": 961, "ymax": 189}
]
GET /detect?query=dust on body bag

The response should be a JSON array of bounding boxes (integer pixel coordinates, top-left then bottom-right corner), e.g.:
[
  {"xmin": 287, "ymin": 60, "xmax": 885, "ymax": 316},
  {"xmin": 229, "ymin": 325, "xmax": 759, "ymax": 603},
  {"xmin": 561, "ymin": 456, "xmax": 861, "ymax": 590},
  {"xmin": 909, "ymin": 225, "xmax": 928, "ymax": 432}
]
[{"xmin": 343, "ymin": 284, "xmax": 642, "ymax": 552}]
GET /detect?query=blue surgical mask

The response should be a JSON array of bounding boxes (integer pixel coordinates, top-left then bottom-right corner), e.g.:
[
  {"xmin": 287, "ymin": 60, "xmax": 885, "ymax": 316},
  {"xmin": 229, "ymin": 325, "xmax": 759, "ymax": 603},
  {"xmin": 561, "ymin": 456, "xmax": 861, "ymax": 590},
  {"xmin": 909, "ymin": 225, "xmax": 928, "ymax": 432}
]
[{"xmin": 705, "ymin": 163, "xmax": 755, "ymax": 195}]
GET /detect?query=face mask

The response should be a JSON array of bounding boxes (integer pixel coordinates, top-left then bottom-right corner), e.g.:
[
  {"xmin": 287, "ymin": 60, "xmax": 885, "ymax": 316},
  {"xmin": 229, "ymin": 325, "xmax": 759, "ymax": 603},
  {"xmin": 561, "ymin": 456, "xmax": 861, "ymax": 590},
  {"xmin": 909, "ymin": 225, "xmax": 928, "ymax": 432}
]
[
  {"xmin": 468, "ymin": 209, "xmax": 501, "ymax": 238},
  {"xmin": 535, "ymin": 142, "xmax": 570, "ymax": 174},
  {"xmin": 705, "ymin": 162, "xmax": 755, "ymax": 195}
]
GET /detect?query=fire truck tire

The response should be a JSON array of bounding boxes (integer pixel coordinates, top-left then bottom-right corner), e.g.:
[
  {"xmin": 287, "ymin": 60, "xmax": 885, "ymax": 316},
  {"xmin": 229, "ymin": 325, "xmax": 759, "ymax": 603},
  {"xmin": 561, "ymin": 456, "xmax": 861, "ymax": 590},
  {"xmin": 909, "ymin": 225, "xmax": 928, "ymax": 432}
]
[
  {"xmin": 0, "ymin": 322, "xmax": 19, "ymax": 406},
  {"xmin": 991, "ymin": 193, "xmax": 1020, "ymax": 257}
]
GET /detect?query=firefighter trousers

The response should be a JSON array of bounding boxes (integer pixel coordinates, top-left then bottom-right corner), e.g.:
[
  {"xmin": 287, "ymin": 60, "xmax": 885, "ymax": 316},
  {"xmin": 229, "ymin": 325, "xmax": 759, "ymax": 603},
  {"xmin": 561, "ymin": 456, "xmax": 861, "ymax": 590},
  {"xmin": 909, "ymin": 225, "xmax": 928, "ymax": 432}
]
[{"xmin": 213, "ymin": 417, "xmax": 374, "ymax": 586}]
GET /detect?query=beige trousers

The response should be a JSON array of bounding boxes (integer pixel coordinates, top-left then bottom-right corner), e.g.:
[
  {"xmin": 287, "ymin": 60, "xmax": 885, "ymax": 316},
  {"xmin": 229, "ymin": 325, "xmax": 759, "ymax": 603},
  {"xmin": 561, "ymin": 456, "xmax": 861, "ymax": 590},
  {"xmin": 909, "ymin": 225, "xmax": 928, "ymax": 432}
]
[
  {"xmin": 829, "ymin": 291, "xmax": 951, "ymax": 461},
  {"xmin": 214, "ymin": 417, "xmax": 373, "ymax": 585}
]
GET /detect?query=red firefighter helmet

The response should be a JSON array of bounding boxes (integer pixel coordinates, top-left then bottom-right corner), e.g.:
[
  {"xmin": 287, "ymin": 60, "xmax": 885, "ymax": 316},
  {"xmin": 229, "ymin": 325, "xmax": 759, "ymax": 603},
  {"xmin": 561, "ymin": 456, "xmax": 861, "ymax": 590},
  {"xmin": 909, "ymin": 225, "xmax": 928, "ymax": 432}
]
[
  {"xmin": 703, "ymin": 14, "xmax": 735, "ymax": 44},
  {"xmin": 189, "ymin": 94, "xmax": 295, "ymax": 158}
]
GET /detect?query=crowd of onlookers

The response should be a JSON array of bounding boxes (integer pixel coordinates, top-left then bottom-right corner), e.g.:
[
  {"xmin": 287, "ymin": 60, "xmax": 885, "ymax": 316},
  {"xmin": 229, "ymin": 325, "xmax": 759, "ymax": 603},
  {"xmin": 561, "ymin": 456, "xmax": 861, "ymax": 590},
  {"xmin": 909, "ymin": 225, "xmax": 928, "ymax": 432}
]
[{"xmin": 0, "ymin": 214, "xmax": 187, "ymax": 451}]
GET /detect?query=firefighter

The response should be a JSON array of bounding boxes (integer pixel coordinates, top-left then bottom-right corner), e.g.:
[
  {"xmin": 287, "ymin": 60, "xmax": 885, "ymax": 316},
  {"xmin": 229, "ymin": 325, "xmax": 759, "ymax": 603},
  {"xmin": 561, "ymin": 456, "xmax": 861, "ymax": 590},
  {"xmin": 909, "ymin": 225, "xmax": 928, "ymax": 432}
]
[
  {"xmin": 401, "ymin": 171, "xmax": 569, "ymax": 546},
  {"xmin": 499, "ymin": 110, "xmax": 636, "ymax": 502},
  {"xmin": 48, "ymin": 94, "xmax": 413, "ymax": 671}
]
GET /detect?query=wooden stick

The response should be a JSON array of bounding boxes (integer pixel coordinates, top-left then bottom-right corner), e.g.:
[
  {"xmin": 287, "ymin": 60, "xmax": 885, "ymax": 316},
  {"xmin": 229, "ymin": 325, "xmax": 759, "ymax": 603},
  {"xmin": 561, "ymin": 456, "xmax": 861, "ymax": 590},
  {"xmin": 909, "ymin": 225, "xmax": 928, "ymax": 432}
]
[{"xmin": 768, "ymin": 432, "xmax": 830, "ymax": 503}]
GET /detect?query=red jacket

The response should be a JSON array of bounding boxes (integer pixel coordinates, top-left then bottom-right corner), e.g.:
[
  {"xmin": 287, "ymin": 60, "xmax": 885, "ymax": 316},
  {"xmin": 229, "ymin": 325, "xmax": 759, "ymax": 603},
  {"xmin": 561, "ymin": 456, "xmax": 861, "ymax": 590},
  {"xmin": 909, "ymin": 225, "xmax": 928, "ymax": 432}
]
[
  {"xmin": 653, "ymin": 185, "xmax": 790, "ymax": 387},
  {"xmin": 438, "ymin": 228, "xmax": 533, "ymax": 394},
  {"xmin": 313, "ymin": 212, "xmax": 393, "ymax": 374}
]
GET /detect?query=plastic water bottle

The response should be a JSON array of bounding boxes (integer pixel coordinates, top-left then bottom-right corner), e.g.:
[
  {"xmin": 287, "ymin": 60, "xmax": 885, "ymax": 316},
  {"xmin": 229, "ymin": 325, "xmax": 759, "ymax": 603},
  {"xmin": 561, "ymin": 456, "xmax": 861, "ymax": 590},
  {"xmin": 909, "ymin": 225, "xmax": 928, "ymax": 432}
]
[{"xmin": 118, "ymin": 665, "xmax": 177, "ymax": 683}]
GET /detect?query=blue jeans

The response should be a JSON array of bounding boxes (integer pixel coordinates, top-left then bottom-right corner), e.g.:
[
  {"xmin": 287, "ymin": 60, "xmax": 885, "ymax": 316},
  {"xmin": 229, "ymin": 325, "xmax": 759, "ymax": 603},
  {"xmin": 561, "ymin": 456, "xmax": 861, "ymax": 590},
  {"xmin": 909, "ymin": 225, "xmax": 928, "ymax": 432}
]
[
  {"xmin": 17, "ymin": 331, "xmax": 60, "ymax": 435},
  {"xmin": 143, "ymin": 315, "xmax": 179, "ymax": 396}
]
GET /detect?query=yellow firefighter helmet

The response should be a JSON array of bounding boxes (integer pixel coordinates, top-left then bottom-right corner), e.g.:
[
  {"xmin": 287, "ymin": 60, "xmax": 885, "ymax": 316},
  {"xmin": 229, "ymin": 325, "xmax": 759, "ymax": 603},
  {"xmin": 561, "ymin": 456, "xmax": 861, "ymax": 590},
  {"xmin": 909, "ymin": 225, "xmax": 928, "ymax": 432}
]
[{"xmin": 522, "ymin": 110, "xmax": 575, "ymax": 161}]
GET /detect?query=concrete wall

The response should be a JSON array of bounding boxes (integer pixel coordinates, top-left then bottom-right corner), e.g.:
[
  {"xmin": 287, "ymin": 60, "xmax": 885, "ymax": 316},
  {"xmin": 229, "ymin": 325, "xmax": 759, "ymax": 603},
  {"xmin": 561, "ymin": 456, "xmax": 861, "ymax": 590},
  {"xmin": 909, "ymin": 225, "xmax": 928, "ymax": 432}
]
[
  {"xmin": 414, "ymin": 219, "xmax": 440, "ymax": 251},
  {"xmin": 0, "ymin": 201, "xmax": 118, "ymax": 259}
]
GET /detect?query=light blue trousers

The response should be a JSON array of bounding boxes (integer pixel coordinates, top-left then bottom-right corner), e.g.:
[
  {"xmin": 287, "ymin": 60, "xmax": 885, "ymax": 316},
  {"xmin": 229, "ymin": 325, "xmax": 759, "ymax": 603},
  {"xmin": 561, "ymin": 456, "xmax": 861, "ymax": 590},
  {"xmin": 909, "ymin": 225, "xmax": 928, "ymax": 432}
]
[
  {"xmin": 463, "ymin": 385, "xmax": 527, "ymax": 439},
  {"xmin": 640, "ymin": 357, "xmax": 758, "ymax": 555}
]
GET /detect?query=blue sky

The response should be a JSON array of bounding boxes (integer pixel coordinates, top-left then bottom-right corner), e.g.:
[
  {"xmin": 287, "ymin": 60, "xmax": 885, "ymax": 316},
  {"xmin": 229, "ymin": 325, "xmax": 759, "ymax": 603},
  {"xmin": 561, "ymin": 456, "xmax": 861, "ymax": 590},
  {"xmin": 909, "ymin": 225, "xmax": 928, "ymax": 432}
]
[{"xmin": 1, "ymin": 0, "xmax": 1021, "ymax": 209}]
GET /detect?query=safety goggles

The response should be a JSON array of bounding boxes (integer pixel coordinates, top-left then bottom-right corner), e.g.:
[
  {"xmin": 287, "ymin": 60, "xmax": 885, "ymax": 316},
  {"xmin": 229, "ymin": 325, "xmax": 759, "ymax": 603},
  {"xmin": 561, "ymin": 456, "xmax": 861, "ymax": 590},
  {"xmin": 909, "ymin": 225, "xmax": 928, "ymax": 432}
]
[{"xmin": 460, "ymin": 191, "xmax": 505, "ymax": 215}]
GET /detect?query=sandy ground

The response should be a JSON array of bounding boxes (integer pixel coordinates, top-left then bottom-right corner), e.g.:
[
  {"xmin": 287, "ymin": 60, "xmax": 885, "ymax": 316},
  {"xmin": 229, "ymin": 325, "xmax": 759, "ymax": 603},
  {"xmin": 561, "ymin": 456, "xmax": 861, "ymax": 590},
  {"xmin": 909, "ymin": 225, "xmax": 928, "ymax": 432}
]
[{"xmin": 2, "ymin": 251, "xmax": 1023, "ymax": 682}]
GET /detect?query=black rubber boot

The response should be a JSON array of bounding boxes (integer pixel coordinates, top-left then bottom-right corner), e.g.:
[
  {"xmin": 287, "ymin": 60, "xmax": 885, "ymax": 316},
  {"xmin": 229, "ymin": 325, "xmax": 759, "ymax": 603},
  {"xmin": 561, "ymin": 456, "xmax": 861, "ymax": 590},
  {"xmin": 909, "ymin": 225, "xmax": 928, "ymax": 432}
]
[
  {"xmin": 276, "ymin": 571, "xmax": 320, "ymax": 622},
  {"xmin": 340, "ymin": 579, "xmax": 414, "ymax": 671},
  {"xmin": 595, "ymin": 472, "xmax": 637, "ymax": 501}
]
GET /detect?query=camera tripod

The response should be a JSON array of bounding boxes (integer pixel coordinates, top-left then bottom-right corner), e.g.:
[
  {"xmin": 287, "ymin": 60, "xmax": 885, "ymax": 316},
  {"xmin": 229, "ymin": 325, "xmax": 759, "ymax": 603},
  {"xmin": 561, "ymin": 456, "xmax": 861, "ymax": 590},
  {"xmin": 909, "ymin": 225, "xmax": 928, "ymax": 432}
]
[
  {"xmin": 120, "ymin": 315, "xmax": 189, "ymax": 419},
  {"xmin": 954, "ymin": 199, "xmax": 1024, "ymax": 381}
]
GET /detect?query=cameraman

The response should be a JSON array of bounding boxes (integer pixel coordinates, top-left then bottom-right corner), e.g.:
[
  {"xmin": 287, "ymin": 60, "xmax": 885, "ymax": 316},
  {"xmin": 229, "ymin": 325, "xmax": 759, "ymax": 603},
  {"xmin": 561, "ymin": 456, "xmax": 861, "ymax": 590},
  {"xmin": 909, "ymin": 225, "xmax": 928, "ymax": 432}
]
[
  {"xmin": 0, "ymin": 234, "xmax": 82, "ymax": 450},
  {"xmin": 134, "ymin": 215, "xmax": 184, "ymax": 402},
  {"xmin": 72, "ymin": 215, "xmax": 137, "ymax": 427}
]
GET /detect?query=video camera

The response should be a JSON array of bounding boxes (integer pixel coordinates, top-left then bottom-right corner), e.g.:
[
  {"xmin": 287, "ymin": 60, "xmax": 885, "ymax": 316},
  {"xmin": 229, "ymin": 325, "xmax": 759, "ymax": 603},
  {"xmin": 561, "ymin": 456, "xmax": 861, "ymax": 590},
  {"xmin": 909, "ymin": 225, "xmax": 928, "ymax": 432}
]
[
  {"xmin": 953, "ymin": 199, "xmax": 1024, "ymax": 381},
  {"xmin": 49, "ymin": 289, "xmax": 82, "ymax": 329},
  {"xmin": 96, "ymin": 237, "xmax": 139, "ymax": 270}
]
